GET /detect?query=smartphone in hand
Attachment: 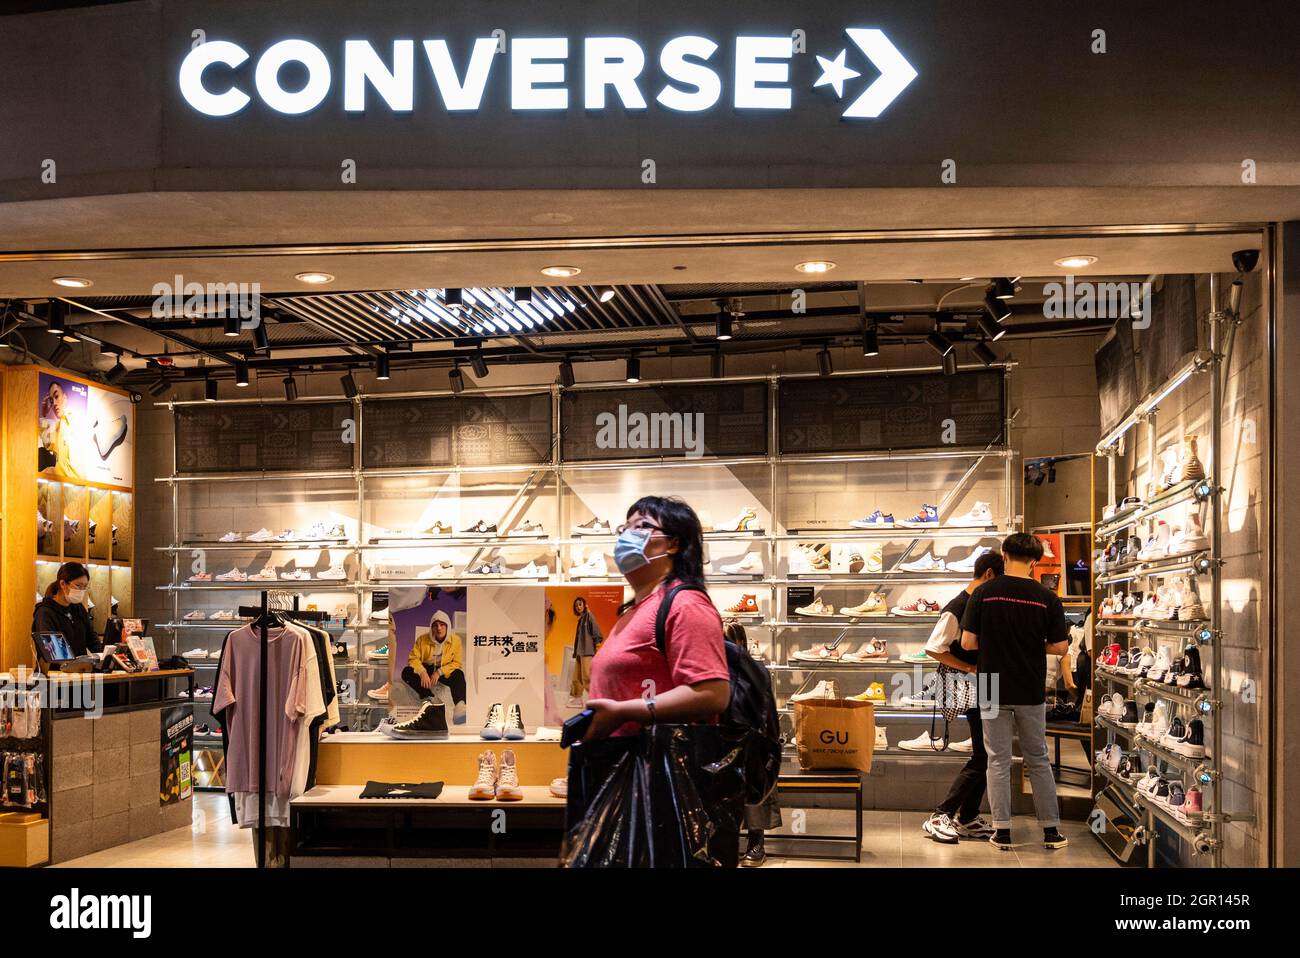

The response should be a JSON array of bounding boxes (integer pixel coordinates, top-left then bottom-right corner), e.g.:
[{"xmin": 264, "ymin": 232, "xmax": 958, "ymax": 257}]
[{"xmin": 560, "ymin": 709, "xmax": 595, "ymax": 749}]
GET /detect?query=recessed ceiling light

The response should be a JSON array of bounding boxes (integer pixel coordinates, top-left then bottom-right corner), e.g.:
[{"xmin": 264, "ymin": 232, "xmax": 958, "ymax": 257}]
[
  {"xmin": 795, "ymin": 261, "xmax": 837, "ymax": 274},
  {"xmin": 295, "ymin": 271, "xmax": 335, "ymax": 285},
  {"xmin": 541, "ymin": 265, "xmax": 582, "ymax": 278},
  {"xmin": 1054, "ymin": 255, "xmax": 1098, "ymax": 269},
  {"xmin": 52, "ymin": 277, "xmax": 93, "ymax": 288}
]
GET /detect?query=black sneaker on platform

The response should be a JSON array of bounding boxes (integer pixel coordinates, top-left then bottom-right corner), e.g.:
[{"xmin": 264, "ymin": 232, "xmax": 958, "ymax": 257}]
[{"xmin": 385, "ymin": 701, "xmax": 449, "ymax": 739}]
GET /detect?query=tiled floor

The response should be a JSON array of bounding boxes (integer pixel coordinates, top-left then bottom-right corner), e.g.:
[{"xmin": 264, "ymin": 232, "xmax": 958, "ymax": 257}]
[{"xmin": 55, "ymin": 794, "xmax": 1116, "ymax": 868}]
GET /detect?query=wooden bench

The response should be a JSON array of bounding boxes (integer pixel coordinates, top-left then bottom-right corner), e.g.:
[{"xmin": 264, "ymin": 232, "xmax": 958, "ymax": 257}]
[{"xmin": 765, "ymin": 771, "xmax": 863, "ymax": 863}]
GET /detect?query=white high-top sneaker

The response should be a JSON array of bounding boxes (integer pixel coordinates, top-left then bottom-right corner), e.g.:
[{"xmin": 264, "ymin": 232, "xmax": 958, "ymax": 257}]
[
  {"xmin": 720, "ymin": 553, "xmax": 764, "ymax": 575},
  {"xmin": 790, "ymin": 680, "xmax": 839, "ymax": 702}
]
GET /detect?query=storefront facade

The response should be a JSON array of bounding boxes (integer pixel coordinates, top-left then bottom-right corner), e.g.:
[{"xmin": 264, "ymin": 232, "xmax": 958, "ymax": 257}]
[{"xmin": 1, "ymin": 0, "xmax": 1298, "ymax": 875}]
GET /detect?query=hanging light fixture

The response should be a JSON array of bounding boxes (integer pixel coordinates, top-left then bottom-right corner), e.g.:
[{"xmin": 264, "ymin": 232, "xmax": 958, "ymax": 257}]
[
  {"xmin": 625, "ymin": 355, "xmax": 641, "ymax": 384},
  {"xmin": 449, "ymin": 364, "xmax": 465, "ymax": 394},
  {"xmin": 595, "ymin": 286, "xmax": 617, "ymax": 303},
  {"xmin": 340, "ymin": 371, "xmax": 359, "ymax": 399},
  {"xmin": 942, "ymin": 351, "xmax": 958, "ymax": 376},
  {"xmin": 204, "ymin": 378, "xmax": 218, "ymax": 402},
  {"xmin": 471, "ymin": 348, "xmax": 489, "ymax": 379},
  {"xmin": 992, "ymin": 277, "xmax": 1018, "ymax": 300},
  {"xmin": 926, "ymin": 329, "xmax": 955, "ymax": 357},
  {"xmin": 974, "ymin": 342, "xmax": 998, "ymax": 367},
  {"xmin": 983, "ymin": 291, "xmax": 1012, "ymax": 325},
  {"xmin": 223, "ymin": 314, "xmax": 241, "ymax": 337},
  {"xmin": 711, "ymin": 349, "xmax": 724, "ymax": 379},
  {"xmin": 977, "ymin": 308, "xmax": 1008, "ymax": 341},
  {"xmin": 376, "ymin": 354, "xmax": 391, "ymax": 381},
  {"xmin": 47, "ymin": 300, "xmax": 69, "ymax": 335},
  {"xmin": 715, "ymin": 304, "xmax": 733, "ymax": 341},
  {"xmin": 513, "ymin": 287, "xmax": 533, "ymax": 304},
  {"xmin": 252, "ymin": 323, "xmax": 270, "ymax": 352},
  {"xmin": 234, "ymin": 359, "xmax": 250, "ymax": 387},
  {"xmin": 817, "ymin": 346, "xmax": 833, "ymax": 377},
  {"xmin": 282, "ymin": 375, "xmax": 298, "ymax": 401},
  {"xmin": 444, "ymin": 288, "xmax": 464, "ymax": 309},
  {"xmin": 559, "ymin": 357, "xmax": 576, "ymax": 388},
  {"xmin": 862, "ymin": 319, "xmax": 880, "ymax": 357}
]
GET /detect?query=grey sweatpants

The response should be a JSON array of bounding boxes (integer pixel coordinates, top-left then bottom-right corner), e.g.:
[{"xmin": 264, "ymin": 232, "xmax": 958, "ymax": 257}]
[{"xmin": 982, "ymin": 702, "xmax": 1060, "ymax": 830}]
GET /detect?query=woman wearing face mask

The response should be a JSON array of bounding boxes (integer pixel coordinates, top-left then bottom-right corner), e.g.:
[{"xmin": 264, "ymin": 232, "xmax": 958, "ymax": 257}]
[
  {"xmin": 580, "ymin": 496, "xmax": 730, "ymax": 741},
  {"xmin": 32, "ymin": 561, "xmax": 102, "ymax": 657}
]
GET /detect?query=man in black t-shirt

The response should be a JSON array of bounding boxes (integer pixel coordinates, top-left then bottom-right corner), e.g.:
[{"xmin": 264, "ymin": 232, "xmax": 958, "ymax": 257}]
[
  {"xmin": 961, "ymin": 533, "xmax": 1071, "ymax": 851},
  {"xmin": 920, "ymin": 552, "xmax": 1004, "ymax": 845}
]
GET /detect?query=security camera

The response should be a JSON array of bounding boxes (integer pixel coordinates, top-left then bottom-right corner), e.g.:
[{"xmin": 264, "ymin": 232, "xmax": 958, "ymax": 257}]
[
  {"xmin": 1232, "ymin": 249, "xmax": 1259, "ymax": 273},
  {"xmin": 1193, "ymin": 832, "xmax": 1217, "ymax": 856}
]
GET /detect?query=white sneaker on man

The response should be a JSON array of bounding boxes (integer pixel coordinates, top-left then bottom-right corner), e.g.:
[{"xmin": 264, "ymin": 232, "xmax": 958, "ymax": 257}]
[{"xmin": 922, "ymin": 812, "xmax": 960, "ymax": 844}]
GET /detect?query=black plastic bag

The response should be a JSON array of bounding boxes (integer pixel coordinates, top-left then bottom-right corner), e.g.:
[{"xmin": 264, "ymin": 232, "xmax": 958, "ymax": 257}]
[{"xmin": 561, "ymin": 724, "xmax": 745, "ymax": 868}]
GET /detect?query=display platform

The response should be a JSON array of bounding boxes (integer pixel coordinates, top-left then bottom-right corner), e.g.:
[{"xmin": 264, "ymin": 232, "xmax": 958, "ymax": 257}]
[{"xmin": 315, "ymin": 734, "xmax": 567, "ymax": 787}]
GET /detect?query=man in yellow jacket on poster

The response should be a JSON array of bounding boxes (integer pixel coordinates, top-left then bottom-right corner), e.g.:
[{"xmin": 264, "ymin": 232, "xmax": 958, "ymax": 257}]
[{"xmin": 401, "ymin": 609, "xmax": 468, "ymax": 725}]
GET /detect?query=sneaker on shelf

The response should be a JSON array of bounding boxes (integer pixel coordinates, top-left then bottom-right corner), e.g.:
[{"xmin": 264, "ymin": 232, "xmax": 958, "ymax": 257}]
[
  {"xmin": 272, "ymin": 529, "xmax": 297, "ymax": 542},
  {"xmin": 513, "ymin": 561, "xmax": 549, "ymax": 578},
  {"xmin": 462, "ymin": 520, "xmax": 498, "ymax": 537},
  {"xmin": 1117, "ymin": 700, "xmax": 1140, "ymax": 728},
  {"xmin": 480, "ymin": 703, "xmax": 505, "ymax": 740},
  {"xmin": 900, "ymin": 551, "xmax": 946, "ymax": 573},
  {"xmin": 366, "ymin": 682, "xmax": 390, "ymax": 702},
  {"xmin": 850, "ymin": 510, "xmax": 894, "ymax": 529},
  {"xmin": 209, "ymin": 609, "xmax": 236, "ymax": 621},
  {"xmin": 792, "ymin": 644, "xmax": 844, "ymax": 663},
  {"xmin": 215, "ymin": 568, "xmax": 247, "ymax": 582},
  {"xmin": 790, "ymin": 680, "xmax": 839, "ymax": 703},
  {"xmin": 849, "ymin": 682, "xmax": 886, "ymax": 702},
  {"xmin": 246, "ymin": 528, "xmax": 275, "ymax": 542},
  {"xmin": 508, "ymin": 520, "xmax": 546, "ymax": 537},
  {"xmin": 1039, "ymin": 538, "xmax": 1056, "ymax": 560},
  {"xmin": 839, "ymin": 593, "xmax": 889, "ymax": 617},
  {"xmin": 569, "ymin": 554, "xmax": 609, "ymax": 578},
  {"xmin": 899, "ymin": 731, "xmax": 947, "ymax": 751},
  {"xmin": 1178, "ymin": 435, "xmax": 1206, "ymax": 482},
  {"xmin": 723, "ymin": 594, "xmax": 761, "ymax": 617},
  {"xmin": 503, "ymin": 704, "xmax": 526, "ymax": 741},
  {"xmin": 842, "ymin": 638, "xmax": 888, "ymax": 662},
  {"xmin": 182, "ymin": 610, "xmax": 207, "ymax": 621},
  {"xmin": 248, "ymin": 567, "xmax": 278, "ymax": 581},
  {"xmin": 901, "ymin": 649, "xmax": 932, "ymax": 663},
  {"xmin": 719, "ymin": 553, "xmax": 764, "ymax": 575},
  {"xmin": 789, "ymin": 544, "xmax": 831, "ymax": 574},
  {"xmin": 468, "ymin": 750, "xmax": 499, "ymax": 800},
  {"xmin": 897, "ymin": 504, "xmax": 940, "ymax": 528},
  {"xmin": 948, "ymin": 545, "xmax": 994, "ymax": 573},
  {"xmin": 535, "ymin": 726, "xmax": 562, "ymax": 742},
  {"xmin": 947, "ymin": 501, "xmax": 995, "ymax": 528},
  {"xmin": 714, "ymin": 507, "xmax": 761, "ymax": 533},
  {"xmin": 218, "ymin": 531, "xmax": 242, "ymax": 542},
  {"xmin": 283, "ymin": 569, "xmax": 313, "ymax": 581},
  {"xmin": 384, "ymin": 701, "xmax": 449, "ymax": 739},
  {"xmin": 182, "ymin": 648, "xmax": 208, "ymax": 660},
  {"xmin": 496, "ymin": 749, "xmax": 524, "ymax": 801},
  {"xmin": 195, "ymin": 724, "xmax": 211, "ymax": 737},
  {"xmin": 187, "ymin": 572, "xmax": 212, "ymax": 582},
  {"xmin": 467, "ymin": 561, "xmax": 505, "ymax": 576},
  {"xmin": 62, "ymin": 517, "xmax": 79, "ymax": 540},
  {"xmin": 316, "ymin": 566, "xmax": 348, "ymax": 580},
  {"xmin": 1170, "ymin": 513, "xmax": 1210, "ymax": 553},
  {"xmin": 572, "ymin": 518, "xmax": 612, "ymax": 537},
  {"xmin": 1177, "ymin": 588, "xmax": 1206, "ymax": 622},
  {"xmin": 950, "ymin": 738, "xmax": 974, "ymax": 753},
  {"xmin": 420, "ymin": 521, "xmax": 453, "ymax": 536},
  {"xmin": 923, "ymin": 812, "xmax": 959, "ymax": 845},
  {"xmin": 1171, "ymin": 718, "xmax": 1207, "ymax": 758},
  {"xmin": 891, "ymin": 598, "xmax": 940, "ymax": 616},
  {"xmin": 847, "ymin": 546, "xmax": 884, "ymax": 574},
  {"xmin": 903, "ymin": 676, "xmax": 939, "ymax": 706},
  {"xmin": 367, "ymin": 644, "xmax": 390, "ymax": 660},
  {"xmin": 549, "ymin": 777, "xmax": 568, "ymax": 799},
  {"xmin": 416, "ymin": 561, "xmax": 456, "ymax": 578},
  {"xmin": 747, "ymin": 642, "xmax": 767, "ymax": 662},
  {"xmin": 793, "ymin": 597, "xmax": 836, "ymax": 617},
  {"xmin": 874, "ymin": 726, "xmax": 889, "ymax": 749}
]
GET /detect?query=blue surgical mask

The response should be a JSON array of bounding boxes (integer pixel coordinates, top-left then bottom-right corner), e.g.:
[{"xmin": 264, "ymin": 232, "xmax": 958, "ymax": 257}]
[{"xmin": 614, "ymin": 528, "xmax": 653, "ymax": 575}]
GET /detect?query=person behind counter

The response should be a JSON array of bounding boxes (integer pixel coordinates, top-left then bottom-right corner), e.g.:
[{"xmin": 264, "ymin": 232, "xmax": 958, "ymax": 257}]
[{"xmin": 32, "ymin": 561, "xmax": 102, "ymax": 656}]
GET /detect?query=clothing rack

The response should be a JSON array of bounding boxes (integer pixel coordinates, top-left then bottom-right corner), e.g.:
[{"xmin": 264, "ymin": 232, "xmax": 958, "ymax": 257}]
[{"xmin": 235, "ymin": 592, "xmax": 329, "ymax": 869}]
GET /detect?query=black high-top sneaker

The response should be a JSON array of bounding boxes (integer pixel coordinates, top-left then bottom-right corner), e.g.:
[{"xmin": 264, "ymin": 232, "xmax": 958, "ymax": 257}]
[
  {"xmin": 1119, "ymin": 700, "xmax": 1139, "ymax": 728},
  {"xmin": 1174, "ymin": 718, "xmax": 1206, "ymax": 758},
  {"xmin": 387, "ymin": 701, "xmax": 449, "ymax": 739}
]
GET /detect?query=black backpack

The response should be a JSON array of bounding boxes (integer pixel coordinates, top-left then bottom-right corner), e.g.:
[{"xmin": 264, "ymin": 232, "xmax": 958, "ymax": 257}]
[{"xmin": 654, "ymin": 583, "xmax": 782, "ymax": 805}]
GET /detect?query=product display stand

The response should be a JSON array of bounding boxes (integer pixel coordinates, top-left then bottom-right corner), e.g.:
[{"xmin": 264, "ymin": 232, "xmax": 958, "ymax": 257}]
[{"xmin": 235, "ymin": 591, "xmax": 328, "ymax": 868}]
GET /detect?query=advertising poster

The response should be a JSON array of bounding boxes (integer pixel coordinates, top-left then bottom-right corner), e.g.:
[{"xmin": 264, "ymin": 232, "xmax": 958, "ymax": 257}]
[
  {"xmin": 1034, "ymin": 533, "xmax": 1064, "ymax": 596},
  {"xmin": 389, "ymin": 588, "xmax": 470, "ymax": 724},
  {"xmin": 466, "ymin": 587, "xmax": 545, "ymax": 734},
  {"xmin": 37, "ymin": 371, "xmax": 134, "ymax": 488},
  {"xmin": 542, "ymin": 585, "xmax": 623, "ymax": 726},
  {"xmin": 160, "ymin": 705, "xmax": 193, "ymax": 806}
]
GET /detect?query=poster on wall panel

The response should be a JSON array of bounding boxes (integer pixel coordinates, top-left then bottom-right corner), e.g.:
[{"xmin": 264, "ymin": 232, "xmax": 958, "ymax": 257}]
[
  {"xmin": 160, "ymin": 705, "xmax": 193, "ymax": 806},
  {"xmin": 386, "ymin": 586, "xmax": 546, "ymax": 733},
  {"xmin": 1033, "ymin": 534, "xmax": 1064, "ymax": 596},
  {"xmin": 542, "ymin": 585, "xmax": 624, "ymax": 726},
  {"xmin": 37, "ymin": 371, "xmax": 133, "ymax": 489}
]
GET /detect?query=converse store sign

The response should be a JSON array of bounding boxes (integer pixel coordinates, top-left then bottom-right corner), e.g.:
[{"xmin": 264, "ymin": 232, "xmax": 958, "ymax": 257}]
[{"xmin": 178, "ymin": 30, "xmax": 917, "ymax": 119}]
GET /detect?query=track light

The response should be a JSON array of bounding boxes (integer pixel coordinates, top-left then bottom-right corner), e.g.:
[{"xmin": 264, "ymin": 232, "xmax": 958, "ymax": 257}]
[
  {"xmin": 470, "ymin": 348, "xmax": 489, "ymax": 379},
  {"xmin": 234, "ymin": 360, "xmax": 250, "ymax": 387},
  {"xmin": 926, "ymin": 330, "xmax": 955, "ymax": 357},
  {"xmin": 715, "ymin": 310, "xmax": 733, "ymax": 341},
  {"xmin": 974, "ymin": 342, "xmax": 998, "ymax": 367},
  {"xmin": 1227, "ymin": 280, "xmax": 1243, "ymax": 316},
  {"xmin": 626, "ymin": 355, "xmax": 641, "ymax": 384},
  {"xmin": 559, "ymin": 358, "xmax": 575, "ymax": 388},
  {"xmin": 449, "ymin": 365, "xmax": 465, "ymax": 394},
  {"xmin": 817, "ymin": 347, "xmax": 833, "ymax": 377},
  {"xmin": 992, "ymin": 277, "xmax": 1017, "ymax": 300},
  {"xmin": 282, "ymin": 375, "xmax": 298, "ymax": 401},
  {"xmin": 252, "ymin": 323, "xmax": 270, "ymax": 352},
  {"xmin": 596, "ymin": 286, "xmax": 617, "ymax": 303},
  {"xmin": 862, "ymin": 322, "xmax": 880, "ymax": 357},
  {"xmin": 50, "ymin": 341, "xmax": 72, "ymax": 365},
  {"xmin": 47, "ymin": 301, "xmax": 69, "ymax": 335},
  {"xmin": 105, "ymin": 360, "xmax": 128, "ymax": 385},
  {"xmin": 513, "ymin": 287, "xmax": 532, "ymax": 304},
  {"xmin": 376, "ymin": 354, "xmax": 391, "ymax": 381},
  {"xmin": 942, "ymin": 350, "xmax": 958, "ymax": 377},
  {"xmin": 711, "ymin": 349, "xmax": 724, "ymax": 379},
  {"xmin": 444, "ymin": 288, "xmax": 463, "ymax": 309},
  {"xmin": 340, "ymin": 371, "xmax": 359, "ymax": 399},
  {"xmin": 223, "ymin": 315, "xmax": 241, "ymax": 337},
  {"xmin": 984, "ymin": 292, "xmax": 1012, "ymax": 324},
  {"xmin": 204, "ymin": 378, "xmax": 218, "ymax": 402},
  {"xmin": 977, "ymin": 310, "xmax": 1007, "ymax": 342},
  {"xmin": 149, "ymin": 377, "xmax": 170, "ymax": 397}
]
